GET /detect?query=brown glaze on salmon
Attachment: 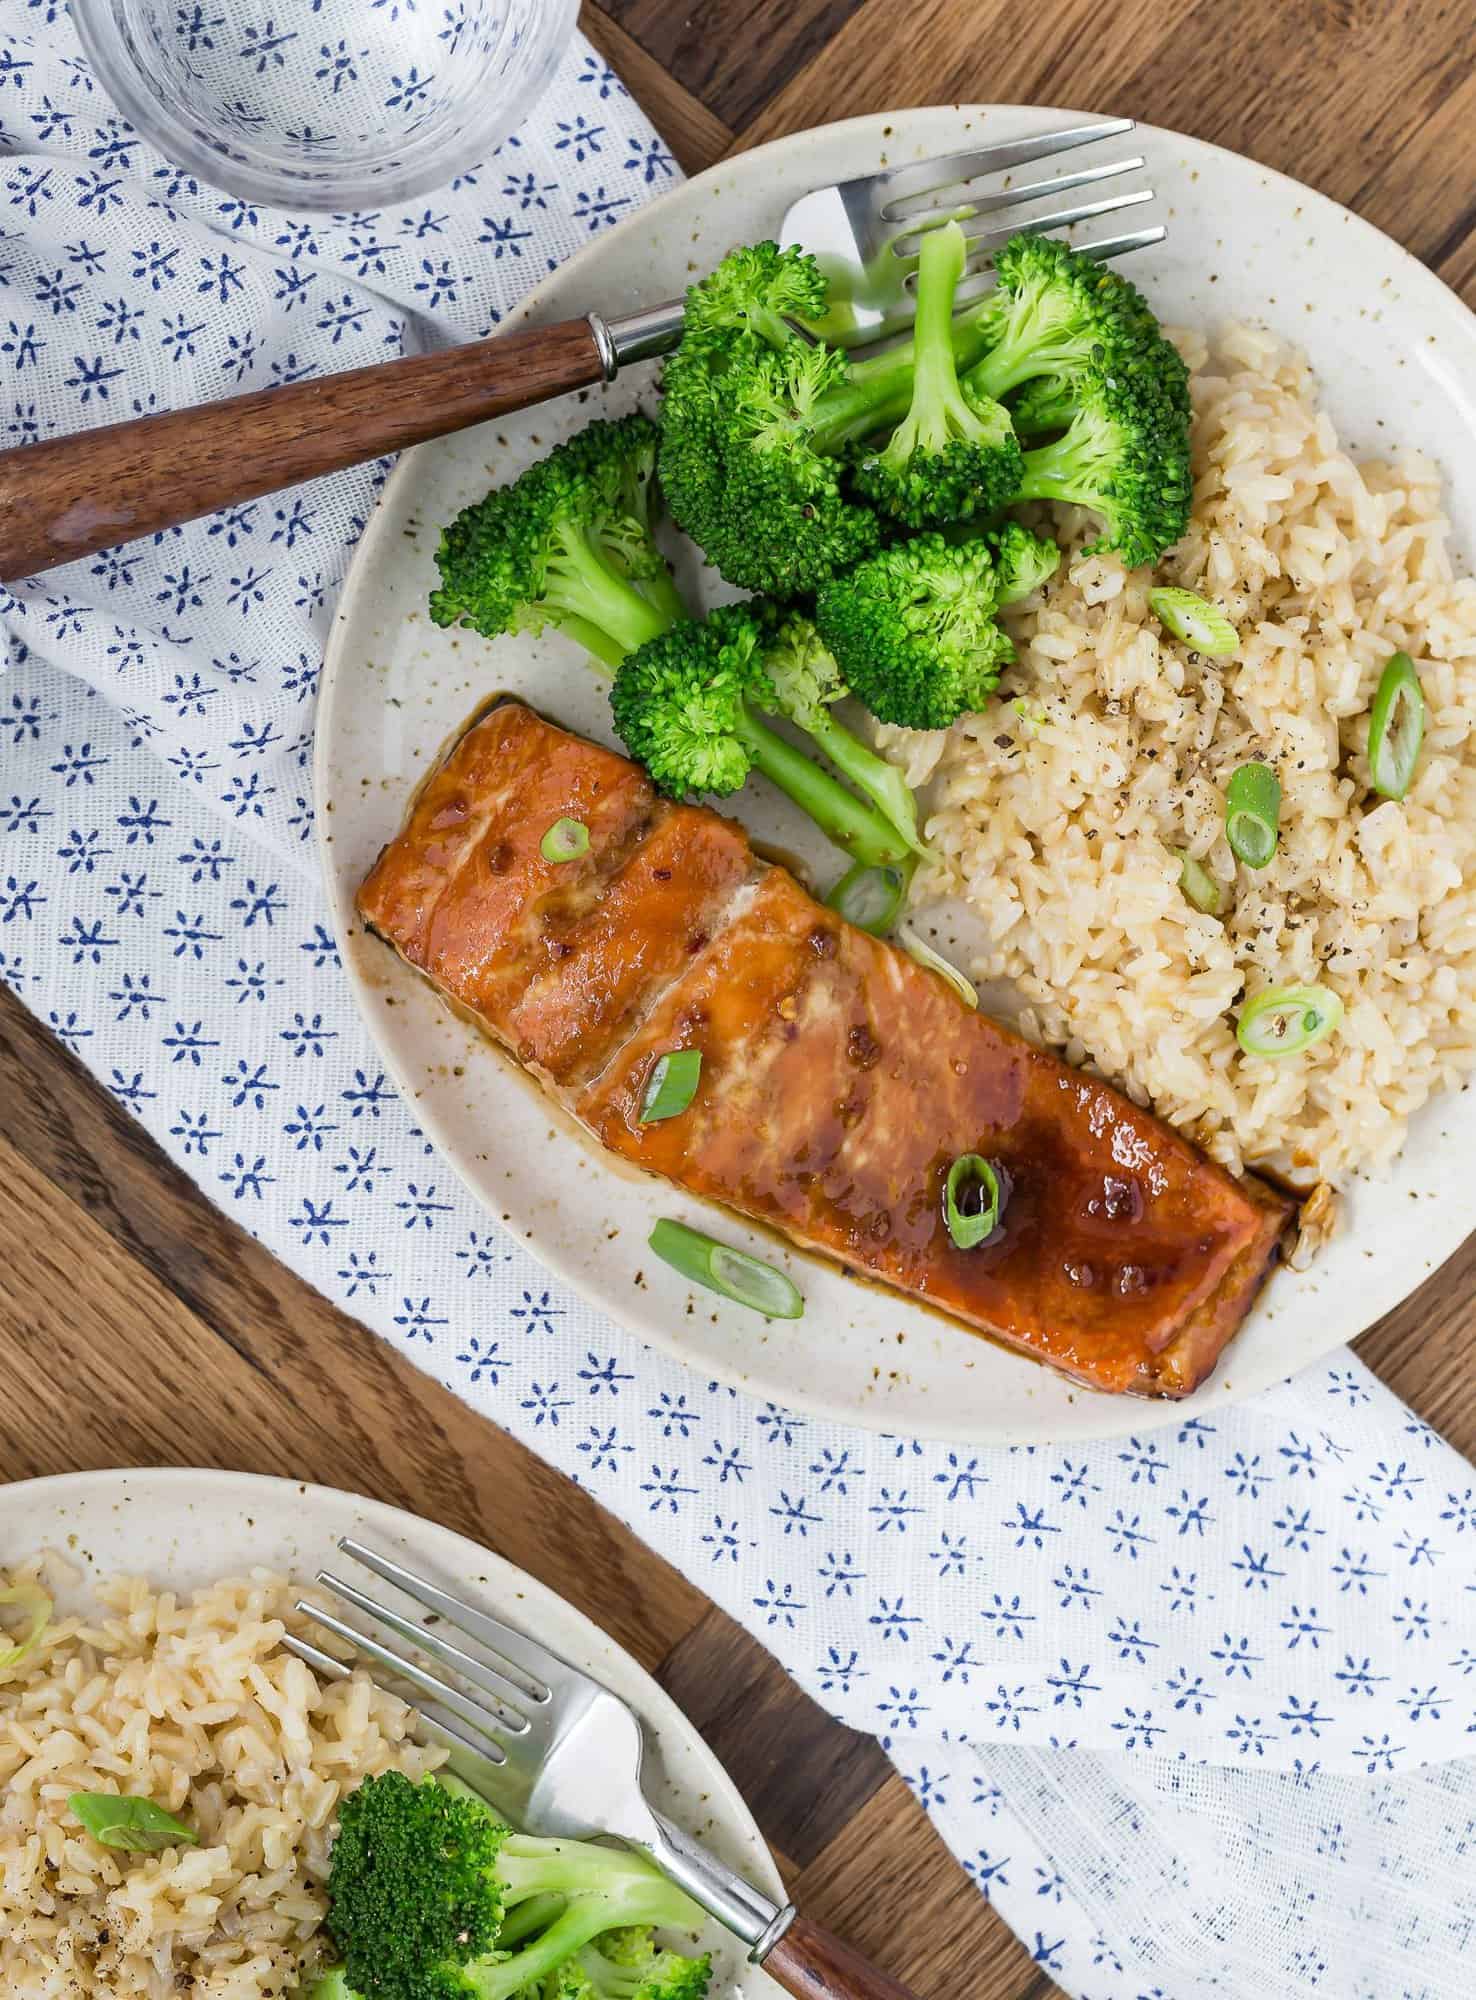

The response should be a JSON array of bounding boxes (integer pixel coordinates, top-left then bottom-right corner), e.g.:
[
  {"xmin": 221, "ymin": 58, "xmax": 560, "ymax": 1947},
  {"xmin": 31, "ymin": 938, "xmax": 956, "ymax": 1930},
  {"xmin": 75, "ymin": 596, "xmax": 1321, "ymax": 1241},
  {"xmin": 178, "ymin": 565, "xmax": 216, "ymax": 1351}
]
[{"xmin": 359, "ymin": 702, "xmax": 1294, "ymax": 1397}]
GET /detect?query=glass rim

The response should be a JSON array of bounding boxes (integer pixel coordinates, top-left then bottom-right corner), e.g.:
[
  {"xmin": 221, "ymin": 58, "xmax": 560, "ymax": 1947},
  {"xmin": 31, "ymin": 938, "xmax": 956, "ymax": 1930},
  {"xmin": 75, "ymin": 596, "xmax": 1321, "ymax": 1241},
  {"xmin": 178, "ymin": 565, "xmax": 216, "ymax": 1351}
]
[{"xmin": 68, "ymin": 0, "xmax": 581, "ymax": 213}]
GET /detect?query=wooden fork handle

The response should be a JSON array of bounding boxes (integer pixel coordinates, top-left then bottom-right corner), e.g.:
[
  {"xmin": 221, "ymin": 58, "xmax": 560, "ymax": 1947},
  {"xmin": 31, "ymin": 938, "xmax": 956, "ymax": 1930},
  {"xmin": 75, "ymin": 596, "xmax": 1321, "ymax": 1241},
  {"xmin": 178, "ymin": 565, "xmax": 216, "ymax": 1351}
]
[
  {"xmin": 0, "ymin": 315, "xmax": 609, "ymax": 582},
  {"xmin": 761, "ymin": 1914, "xmax": 926, "ymax": 2000}
]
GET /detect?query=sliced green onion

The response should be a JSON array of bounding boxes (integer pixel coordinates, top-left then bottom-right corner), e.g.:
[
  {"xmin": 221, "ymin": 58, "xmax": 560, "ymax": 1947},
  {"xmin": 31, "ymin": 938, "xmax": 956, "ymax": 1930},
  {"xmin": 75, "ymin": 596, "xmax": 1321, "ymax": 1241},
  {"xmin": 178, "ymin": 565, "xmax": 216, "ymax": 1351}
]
[
  {"xmin": 0, "ymin": 1583, "xmax": 51, "ymax": 1670},
  {"xmin": 639, "ymin": 1048, "xmax": 702, "ymax": 1123},
  {"xmin": 1175, "ymin": 849, "xmax": 1224, "ymax": 916},
  {"xmin": 1367, "ymin": 651, "xmax": 1425, "ymax": 801},
  {"xmin": 1225, "ymin": 761, "xmax": 1281, "ymax": 869},
  {"xmin": 649, "ymin": 1218, "xmax": 804, "ymax": 1320},
  {"xmin": 1236, "ymin": 983, "xmax": 1343, "ymax": 1059},
  {"xmin": 540, "ymin": 817, "xmax": 589, "ymax": 863},
  {"xmin": 827, "ymin": 860, "xmax": 909, "ymax": 935},
  {"xmin": 898, "ymin": 923, "xmax": 978, "ymax": 1008},
  {"xmin": 943, "ymin": 1153, "xmax": 1009, "ymax": 1250},
  {"xmin": 69, "ymin": 1794, "xmax": 198, "ymax": 1853},
  {"xmin": 1148, "ymin": 586, "xmax": 1239, "ymax": 658}
]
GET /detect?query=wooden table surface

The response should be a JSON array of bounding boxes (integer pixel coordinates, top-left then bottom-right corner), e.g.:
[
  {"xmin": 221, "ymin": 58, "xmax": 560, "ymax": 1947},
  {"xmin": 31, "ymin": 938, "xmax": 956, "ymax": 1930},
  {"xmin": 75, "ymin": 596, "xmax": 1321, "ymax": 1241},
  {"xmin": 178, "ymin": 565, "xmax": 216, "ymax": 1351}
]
[{"xmin": 6, "ymin": 4, "xmax": 1476, "ymax": 1996}]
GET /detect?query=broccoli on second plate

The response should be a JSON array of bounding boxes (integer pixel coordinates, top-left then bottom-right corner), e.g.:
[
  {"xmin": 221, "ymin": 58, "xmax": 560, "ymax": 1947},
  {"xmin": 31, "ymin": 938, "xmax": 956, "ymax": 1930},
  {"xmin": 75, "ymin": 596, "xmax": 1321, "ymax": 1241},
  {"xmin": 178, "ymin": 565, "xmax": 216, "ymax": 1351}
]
[
  {"xmin": 610, "ymin": 602, "xmax": 920, "ymax": 869},
  {"xmin": 851, "ymin": 220, "xmax": 1022, "ymax": 528},
  {"xmin": 310, "ymin": 1771, "xmax": 711, "ymax": 2000},
  {"xmin": 429, "ymin": 412, "xmax": 682, "ymax": 667},
  {"xmin": 813, "ymin": 531, "xmax": 1040, "ymax": 732}
]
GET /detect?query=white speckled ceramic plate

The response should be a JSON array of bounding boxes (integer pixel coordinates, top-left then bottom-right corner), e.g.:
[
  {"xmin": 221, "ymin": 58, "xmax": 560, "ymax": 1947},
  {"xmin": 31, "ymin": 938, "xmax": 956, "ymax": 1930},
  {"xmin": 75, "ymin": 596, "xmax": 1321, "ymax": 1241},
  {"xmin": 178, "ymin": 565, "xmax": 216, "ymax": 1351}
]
[
  {"xmin": 1, "ymin": 1466, "xmax": 779, "ymax": 2000},
  {"xmin": 316, "ymin": 106, "xmax": 1476, "ymax": 1444}
]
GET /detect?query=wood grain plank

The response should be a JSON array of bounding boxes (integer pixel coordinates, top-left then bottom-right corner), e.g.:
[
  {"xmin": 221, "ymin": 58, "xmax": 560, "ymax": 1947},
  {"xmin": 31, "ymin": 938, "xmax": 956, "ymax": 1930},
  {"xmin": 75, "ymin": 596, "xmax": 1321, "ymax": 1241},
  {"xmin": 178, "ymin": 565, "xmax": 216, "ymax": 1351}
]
[
  {"xmin": 786, "ymin": 1773, "xmax": 1053, "ymax": 2000},
  {"xmin": 582, "ymin": 3, "xmax": 735, "ymax": 174},
  {"xmin": 729, "ymin": 0, "xmax": 1476, "ymax": 221},
  {"xmin": 658, "ymin": 1607, "xmax": 893, "ymax": 1869},
  {"xmin": 0, "ymin": 987, "xmax": 707, "ymax": 1674},
  {"xmin": 599, "ymin": 0, "xmax": 866, "ymax": 133}
]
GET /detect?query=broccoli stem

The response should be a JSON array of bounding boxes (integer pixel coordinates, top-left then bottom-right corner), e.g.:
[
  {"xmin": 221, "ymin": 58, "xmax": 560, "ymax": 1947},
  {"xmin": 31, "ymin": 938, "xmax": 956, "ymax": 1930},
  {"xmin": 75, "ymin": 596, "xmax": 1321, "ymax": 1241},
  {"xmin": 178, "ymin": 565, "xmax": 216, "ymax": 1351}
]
[
  {"xmin": 1013, "ymin": 416, "xmax": 1106, "ymax": 509},
  {"xmin": 808, "ymin": 294, "xmax": 1000, "ymax": 456},
  {"xmin": 638, "ymin": 564, "xmax": 689, "ymax": 628},
  {"xmin": 900, "ymin": 220, "xmax": 971, "ymax": 453},
  {"xmin": 734, "ymin": 705, "xmax": 913, "ymax": 868},
  {"xmin": 546, "ymin": 519, "xmax": 675, "ymax": 663},
  {"xmin": 798, "ymin": 708, "xmax": 928, "ymax": 857}
]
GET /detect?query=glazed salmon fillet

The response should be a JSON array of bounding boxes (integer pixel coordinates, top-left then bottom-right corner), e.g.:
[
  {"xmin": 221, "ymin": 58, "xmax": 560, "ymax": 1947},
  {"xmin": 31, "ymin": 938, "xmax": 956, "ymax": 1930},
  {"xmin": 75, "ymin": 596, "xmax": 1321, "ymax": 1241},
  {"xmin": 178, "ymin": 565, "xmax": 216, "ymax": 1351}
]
[{"xmin": 359, "ymin": 701, "xmax": 1294, "ymax": 1397}]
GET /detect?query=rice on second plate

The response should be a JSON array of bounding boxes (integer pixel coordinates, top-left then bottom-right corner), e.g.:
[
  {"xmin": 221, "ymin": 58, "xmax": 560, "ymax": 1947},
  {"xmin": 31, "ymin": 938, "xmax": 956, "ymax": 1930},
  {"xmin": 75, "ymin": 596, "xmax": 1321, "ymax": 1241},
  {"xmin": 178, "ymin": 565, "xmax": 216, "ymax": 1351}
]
[
  {"xmin": 0, "ymin": 1560, "xmax": 443, "ymax": 2000},
  {"xmin": 884, "ymin": 322, "xmax": 1476, "ymax": 1187}
]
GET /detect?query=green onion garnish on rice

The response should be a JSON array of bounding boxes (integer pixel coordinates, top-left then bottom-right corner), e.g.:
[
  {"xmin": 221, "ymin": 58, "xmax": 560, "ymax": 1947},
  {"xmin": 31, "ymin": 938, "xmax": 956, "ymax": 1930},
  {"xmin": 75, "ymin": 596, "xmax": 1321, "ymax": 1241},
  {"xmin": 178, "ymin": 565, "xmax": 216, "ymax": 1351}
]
[
  {"xmin": 648, "ymin": 1219, "xmax": 804, "ymax": 1319},
  {"xmin": 943, "ymin": 1154, "xmax": 1010, "ymax": 1250},
  {"xmin": 639, "ymin": 1048, "xmax": 702, "ymax": 1123},
  {"xmin": 1176, "ymin": 849, "xmax": 1224, "ymax": 916},
  {"xmin": 1225, "ymin": 761, "xmax": 1281, "ymax": 869},
  {"xmin": 539, "ymin": 817, "xmax": 589, "ymax": 863},
  {"xmin": 1367, "ymin": 651, "xmax": 1425, "ymax": 801},
  {"xmin": 1236, "ymin": 983, "xmax": 1343, "ymax": 1059},
  {"xmin": 1148, "ymin": 586, "xmax": 1239, "ymax": 658},
  {"xmin": 69, "ymin": 1794, "xmax": 199, "ymax": 1853}
]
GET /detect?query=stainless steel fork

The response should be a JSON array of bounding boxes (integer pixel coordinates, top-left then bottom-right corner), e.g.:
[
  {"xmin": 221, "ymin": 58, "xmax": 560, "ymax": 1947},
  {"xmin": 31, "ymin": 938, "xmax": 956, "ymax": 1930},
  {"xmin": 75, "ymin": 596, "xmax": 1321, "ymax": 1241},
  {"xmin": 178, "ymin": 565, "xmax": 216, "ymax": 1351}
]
[
  {"xmin": 0, "ymin": 114, "xmax": 1161, "ymax": 582},
  {"xmin": 285, "ymin": 1536, "xmax": 928, "ymax": 2000}
]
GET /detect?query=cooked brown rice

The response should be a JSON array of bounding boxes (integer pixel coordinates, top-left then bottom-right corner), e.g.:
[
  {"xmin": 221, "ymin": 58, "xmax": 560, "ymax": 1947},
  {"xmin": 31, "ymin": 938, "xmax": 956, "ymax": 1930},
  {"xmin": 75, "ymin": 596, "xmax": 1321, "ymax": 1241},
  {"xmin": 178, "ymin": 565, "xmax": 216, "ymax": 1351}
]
[
  {"xmin": 0, "ymin": 1557, "xmax": 443, "ymax": 1999},
  {"xmin": 884, "ymin": 322, "xmax": 1476, "ymax": 1189}
]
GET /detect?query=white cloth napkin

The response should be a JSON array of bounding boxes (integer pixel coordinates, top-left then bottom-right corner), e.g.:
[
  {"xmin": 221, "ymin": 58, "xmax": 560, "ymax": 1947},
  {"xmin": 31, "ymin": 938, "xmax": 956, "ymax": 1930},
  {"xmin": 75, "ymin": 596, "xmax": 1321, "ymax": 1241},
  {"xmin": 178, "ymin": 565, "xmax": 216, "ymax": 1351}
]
[{"xmin": 1, "ymin": 10, "xmax": 1473, "ymax": 1993}]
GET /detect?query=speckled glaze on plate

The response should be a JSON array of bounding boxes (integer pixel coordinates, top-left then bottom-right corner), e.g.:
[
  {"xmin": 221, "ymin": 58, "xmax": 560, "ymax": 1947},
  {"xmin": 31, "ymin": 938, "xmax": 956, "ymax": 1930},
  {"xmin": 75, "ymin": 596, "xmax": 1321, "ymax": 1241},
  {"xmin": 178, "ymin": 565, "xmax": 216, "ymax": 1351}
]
[
  {"xmin": 1, "ymin": 1466, "xmax": 780, "ymax": 2000},
  {"xmin": 316, "ymin": 105, "xmax": 1476, "ymax": 1444}
]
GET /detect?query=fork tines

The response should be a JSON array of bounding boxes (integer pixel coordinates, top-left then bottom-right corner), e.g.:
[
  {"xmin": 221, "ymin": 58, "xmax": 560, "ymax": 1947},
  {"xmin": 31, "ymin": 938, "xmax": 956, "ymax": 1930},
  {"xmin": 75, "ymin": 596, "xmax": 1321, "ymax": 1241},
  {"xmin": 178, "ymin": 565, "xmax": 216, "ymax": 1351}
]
[{"xmin": 283, "ymin": 1536, "xmax": 557, "ymax": 1770}]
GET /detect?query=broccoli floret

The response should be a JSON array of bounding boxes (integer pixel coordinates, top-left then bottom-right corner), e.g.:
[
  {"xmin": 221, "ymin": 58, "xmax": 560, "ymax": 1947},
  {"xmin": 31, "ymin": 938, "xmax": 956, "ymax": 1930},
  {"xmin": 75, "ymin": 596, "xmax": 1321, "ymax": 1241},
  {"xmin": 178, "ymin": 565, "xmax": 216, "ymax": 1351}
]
[
  {"xmin": 325, "ymin": 1773, "xmax": 710, "ymax": 2000},
  {"xmin": 610, "ymin": 603, "xmax": 916, "ymax": 869},
  {"xmin": 1005, "ymin": 373, "xmax": 1079, "ymax": 437},
  {"xmin": 678, "ymin": 239, "xmax": 829, "ymax": 351},
  {"xmin": 813, "ymin": 534, "xmax": 1015, "ymax": 732},
  {"xmin": 430, "ymin": 414, "xmax": 680, "ymax": 668},
  {"xmin": 758, "ymin": 605, "xmax": 928, "ymax": 856},
  {"xmin": 575, "ymin": 1933, "xmax": 713, "ymax": 2000},
  {"xmin": 659, "ymin": 268, "xmax": 881, "ymax": 596},
  {"xmin": 988, "ymin": 522, "xmax": 1060, "ymax": 606},
  {"xmin": 852, "ymin": 222, "xmax": 1022, "ymax": 527},
  {"xmin": 1014, "ymin": 369, "xmax": 1191, "ymax": 569},
  {"xmin": 962, "ymin": 232, "xmax": 1189, "ymax": 419}
]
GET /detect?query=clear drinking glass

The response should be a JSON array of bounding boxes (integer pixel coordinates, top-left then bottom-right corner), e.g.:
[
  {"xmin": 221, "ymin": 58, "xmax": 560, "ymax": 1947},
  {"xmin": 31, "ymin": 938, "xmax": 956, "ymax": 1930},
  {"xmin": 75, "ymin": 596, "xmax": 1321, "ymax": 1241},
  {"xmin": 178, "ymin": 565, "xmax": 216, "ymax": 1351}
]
[{"xmin": 71, "ymin": 0, "xmax": 579, "ymax": 211}]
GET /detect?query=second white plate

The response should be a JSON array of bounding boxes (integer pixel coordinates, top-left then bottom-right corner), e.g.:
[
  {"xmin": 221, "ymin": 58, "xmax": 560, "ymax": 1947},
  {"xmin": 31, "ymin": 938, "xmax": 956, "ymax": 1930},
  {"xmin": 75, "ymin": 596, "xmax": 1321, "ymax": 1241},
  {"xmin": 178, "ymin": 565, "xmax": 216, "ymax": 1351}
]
[{"xmin": 2, "ymin": 1466, "xmax": 780, "ymax": 2000}]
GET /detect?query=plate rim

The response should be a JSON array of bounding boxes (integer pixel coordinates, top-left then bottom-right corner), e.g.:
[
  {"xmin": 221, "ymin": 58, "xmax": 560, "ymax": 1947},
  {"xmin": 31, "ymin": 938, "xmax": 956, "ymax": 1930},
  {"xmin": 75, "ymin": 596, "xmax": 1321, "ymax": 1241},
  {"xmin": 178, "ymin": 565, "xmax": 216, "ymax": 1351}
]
[{"xmin": 315, "ymin": 102, "xmax": 1476, "ymax": 1442}]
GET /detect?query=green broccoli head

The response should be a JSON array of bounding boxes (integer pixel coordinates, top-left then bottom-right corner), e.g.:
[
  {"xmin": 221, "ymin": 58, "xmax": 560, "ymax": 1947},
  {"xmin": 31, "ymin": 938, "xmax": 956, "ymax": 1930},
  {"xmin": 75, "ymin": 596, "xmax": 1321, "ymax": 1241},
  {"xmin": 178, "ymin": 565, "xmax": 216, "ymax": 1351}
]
[
  {"xmin": 429, "ymin": 413, "xmax": 679, "ymax": 668},
  {"xmin": 660, "ymin": 330, "xmax": 881, "ymax": 597},
  {"xmin": 327, "ymin": 1771, "xmax": 507, "ymax": 2000},
  {"xmin": 680, "ymin": 240, "xmax": 828, "ymax": 352},
  {"xmin": 964, "ymin": 232, "xmax": 1188, "ymax": 419},
  {"xmin": 851, "ymin": 222, "xmax": 1023, "ymax": 528},
  {"xmin": 1014, "ymin": 367, "xmax": 1192, "ymax": 569},
  {"xmin": 755, "ymin": 604, "xmax": 848, "ymax": 732},
  {"xmin": 609, "ymin": 603, "xmax": 771, "ymax": 799},
  {"xmin": 814, "ymin": 533, "xmax": 1015, "ymax": 732},
  {"xmin": 326, "ymin": 1775, "xmax": 711, "ymax": 2000},
  {"xmin": 611, "ymin": 604, "xmax": 918, "ymax": 868},
  {"xmin": 989, "ymin": 521, "xmax": 1060, "ymax": 606},
  {"xmin": 576, "ymin": 1935, "xmax": 713, "ymax": 2000}
]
